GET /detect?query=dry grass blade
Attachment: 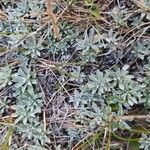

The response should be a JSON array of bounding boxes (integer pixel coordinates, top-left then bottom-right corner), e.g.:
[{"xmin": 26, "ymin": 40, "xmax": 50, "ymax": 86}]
[
  {"xmin": 0, "ymin": 10, "xmax": 8, "ymax": 21},
  {"xmin": 45, "ymin": 0, "xmax": 61, "ymax": 40},
  {"xmin": 131, "ymin": 0, "xmax": 150, "ymax": 12},
  {"xmin": 72, "ymin": 132, "xmax": 94, "ymax": 150},
  {"xmin": 0, "ymin": 117, "xmax": 14, "ymax": 149},
  {"xmin": 115, "ymin": 115, "xmax": 150, "ymax": 121}
]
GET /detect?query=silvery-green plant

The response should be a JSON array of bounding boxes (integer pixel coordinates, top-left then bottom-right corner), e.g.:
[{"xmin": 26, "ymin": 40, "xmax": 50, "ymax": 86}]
[
  {"xmin": 109, "ymin": 65, "xmax": 134, "ymax": 88},
  {"xmin": 0, "ymin": 97, "xmax": 10, "ymax": 114},
  {"xmin": 45, "ymin": 23, "xmax": 78, "ymax": 55},
  {"xmin": 111, "ymin": 80, "xmax": 143, "ymax": 108},
  {"xmin": 70, "ymin": 66, "xmax": 86, "ymax": 83},
  {"xmin": 110, "ymin": 7, "xmax": 127, "ymax": 26},
  {"xmin": 75, "ymin": 28, "xmax": 103, "ymax": 61},
  {"xmin": 140, "ymin": 134, "xmax": 150, "ymax": 150},
  {"xmin": 22, "ymin": 36, "xmax": 44, "ymax": 58},
  {"xmin": 16, "ymin": 119, "xmax": 50, "ymax": 147},
  {"xmin": 87, "ymin": 70, "xmax": 112, "ymax": 95},
  {"xmin": 131, "ymin": 40, "xmax": 150, "ymax": 60},
  {"xmin": 1, "ymin": 0, "xmax": 150, "ymax": 148},
  {"xmin": 0, "ymin": 65, "xmax": 12, "ymax": 88},
  {"xmin": 14, "ymin": 87, "xmax": 43, "ymax": 124},
  {"xmin": 12, "ymin": 66, "xmax": 37, "ymax": 93}
]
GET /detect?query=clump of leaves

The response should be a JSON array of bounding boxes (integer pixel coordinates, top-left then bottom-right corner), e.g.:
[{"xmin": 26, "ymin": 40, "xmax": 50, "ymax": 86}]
[
  {"xmin": 12, "ymin": 66, "xmax": 37, "ymax": 93},
  {"xmin": 0, "ymin": 65, "xmax": 12, "ymax": 88},
  {"xmin": 131, "ymin": 40, "xmax": 150, "ymax": 60},
  {"xmin": 70, "ymin": 65, "xmax": 145, "ymax": 133},
  {"xmin": 22, "ymin": 36, "xmax": 44, "ymax": 58},
  {"xmin": 75, "ymin": 28, "xmax": 102, "ymax": 61},
  {"xmin": 13, "ymin": 87, "xmax": 43, "ymax": 124},
  {"xmin": 87, "ymin": 70, "xmax": 112, "ymax": 95},
  {"xmin": 0, "ymin": 97, "xmax": 10, "ymax": 114},
  {"xmin": 110, "ymin": 7, "xmax": 127, "ymax": 26},
  {"xmin": 45, "ymin": 22, "xmax": 78, "ymax": 55},
  {"xmin": 70, "ymin": 66, "xmax": 86, "ymax": 83},
  {"xmin": 140, "ymin": 134, "xmax": 150, "ymax": 150},
  {"xmin": 1, "ymin": 0, "xmax": 150, "ymax": 149}
]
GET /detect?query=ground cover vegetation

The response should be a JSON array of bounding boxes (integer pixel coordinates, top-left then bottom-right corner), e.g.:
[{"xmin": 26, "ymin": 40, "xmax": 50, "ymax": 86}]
[{"xmin": 0, "ymin": 0, "xmax": 150, "ymax": 149}]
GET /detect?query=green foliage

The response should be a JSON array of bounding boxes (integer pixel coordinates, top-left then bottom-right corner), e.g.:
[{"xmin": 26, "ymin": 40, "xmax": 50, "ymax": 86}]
[
  {"xmin": 107, "ymin": 65, "xmax": 144, "ymax": 110},
  {"xmin": 13, "ymin": 87, "xmax": 43, "ymax": 124},
  {"xmin": 70, "ymin": 88, "xmax": 94, "ymax": 108},
  {"xmin": 75, "ymin": 28, "xmax": 121, "ymax": 62},
  {"xmin": 17, "ymin": 121, "xmax": 50, "ymax": 144},
  {"xmin": 84, "ymin": 0, "xmax": 101, "ymax": 18},
  {"xmin": 144, "ymin": 0, "xmax": 150, "ymax": 6}
]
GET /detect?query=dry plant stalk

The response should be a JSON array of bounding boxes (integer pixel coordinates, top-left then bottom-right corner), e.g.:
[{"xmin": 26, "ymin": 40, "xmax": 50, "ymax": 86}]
[
  {"xmin": 131, "ymin": 0, "xmax": 150, "ymax": 12},
  {"xmin": 115, "ymin": 115, "xmax": 150, "ymax": 121},
  {"xmin": 45, "ymin": 0, "xmax": 61, "ymax": 40},
  {"xmin": 0, "ymin": 10, "xmax": 8, "ymax": 21}
]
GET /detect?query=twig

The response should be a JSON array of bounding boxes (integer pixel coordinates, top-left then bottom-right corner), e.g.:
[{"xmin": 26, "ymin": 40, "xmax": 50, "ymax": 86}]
[
  {"xmin": 114, "ymin": 115, "xmax": 150, "ymax": 121},
  {"xmin": 123, "ymin": 22, "xmax": 150, "ymax": 44},
  {"xmin": 57, "ymin": 0, "xmax": 74, "ymax": 20},
  {"xmin": 45, "ymin": 0, "xmax": 61, "ymax": 40},
  {"xmin": 131, "ymin": 0, "xmax": 150, "ymax": 12},
  {"xmin": 0, "ymin": 10, "xmax": 8, "ymax": 21},
  {"xmin": 43, "ymin": 111, "xmax": 46, "ymax": 132},
  {"xmin": 102, "ymin": 128, "xmax": 108, "ymax": 150},
  {"xmin": 72, "ymin": 132, "xmax": 94, "ymax": 150}
]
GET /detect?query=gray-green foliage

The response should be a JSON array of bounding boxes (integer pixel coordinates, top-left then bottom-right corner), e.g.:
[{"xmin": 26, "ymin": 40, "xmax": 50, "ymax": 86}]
[
  {"xmin": 69, "ymin": 58, "xmax": 150, "ymax": 147},
  {"xmin": 109, "ymin": 66, "xmax": 144, "ymax": 109},
  {"xmin": 17, "ymin": 120, "xmax": 50, "ymax": 144},
  {"xmin": 142, "ymin": 63, "xmax": 150, "ymax": 107},
  {"xmin": 13, "ymin": 87, "xmax": 43, "ymax": 124},
  {"xmin": 75, "ymin": 28, "xmax": 121, "ymax": 62},
  {"xmin": 110, "ymin": 7, "xmax": 127, "ymax": 26},
  {"xmin": 87, "ymin": 70, "xmax": 112, "ymax": 95},
  {"xmin": 12, "ymin": 66, "xmax": 37, "ymax": 93},
  {"xmin": 22, "ymin": 36, "xmax": 44, "ymax": 58},
  {"xmin": 1, "ymin": 0, "xmax": 150, "ymax": 148},
  {"xmin": 70, "ymin": 65, "xmax": 145, "ymax": 130},
  {"xmin": 131, "ymin": 40, "xmax": 150, "ymax": 60},
  {"xmin": 75, "ymin": 28, "xmax": 102, "ymax": 61},
  {"xmin": 0, "ymin": 62, "xmax": 48, "ymax": 148},
  {"xmin": 11, "ymin": 63, "xmax": 48, "ymax": 146},
  {"xmin": 0, "ymin": 97, "xmax": 10, "ymax": 114},
  {"xmin": 46, "ymin": 22, "xmax": 78, "ymax": 55},
  {"xmin": 140, "ymin": 134, "xmax": 150, "ymax": 150},
  {"xmin": 10, "ymin": 64, "xmax": 49, "ymax": 148},
  {"xmin": 144, "ymin": 0, "xmax": 150, "ymax": 6},
  {"xmin": 70, "ymin": 66, "xmax": 86, "ymax": 83},
  {"xmin": 0, "ymin": 1, "xmax": 49, "ymax": 147},
  {"xmin": 0, "ymin": 65, "xmax": 12, "ymax": 88}
]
